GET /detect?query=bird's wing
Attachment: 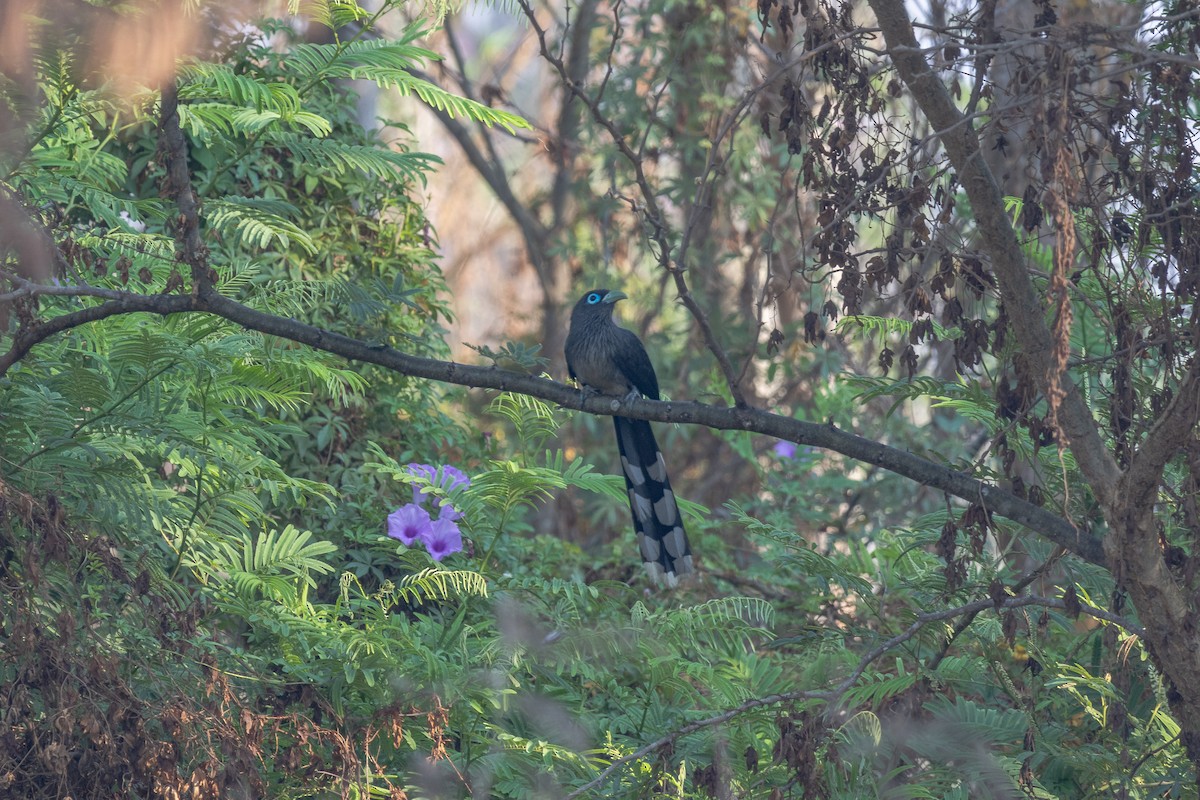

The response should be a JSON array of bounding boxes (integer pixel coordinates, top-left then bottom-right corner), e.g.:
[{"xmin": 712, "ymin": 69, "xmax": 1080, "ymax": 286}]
[{"xmin": 613, "ymin": 329, "xmax": 660, "ymax": 400}]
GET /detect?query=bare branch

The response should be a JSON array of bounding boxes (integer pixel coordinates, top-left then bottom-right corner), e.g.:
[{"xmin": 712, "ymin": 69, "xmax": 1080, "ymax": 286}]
[
  {"xmin": 157, "ymin": 84, "xmax": 210, "ymax": 293},
  {"xmin": 515, "ymin": 0, "xmax": 749, "ymax": 406},
  {"xmin": 412, "ymin": 66, "xmax": 551, "ymax": 284},
  {"xmin": 0, "ymin": 280, "xmax": 1105, "ymax": 566},
  {"xmin": 1122, "ymin": 359, "xmax": 1200, "ymax": 508}
]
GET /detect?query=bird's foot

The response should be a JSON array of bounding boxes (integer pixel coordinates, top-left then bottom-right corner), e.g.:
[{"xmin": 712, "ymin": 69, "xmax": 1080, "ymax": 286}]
[{"xmin": 576, "ymin": 384, "xmax": 598, "ymax": 410}]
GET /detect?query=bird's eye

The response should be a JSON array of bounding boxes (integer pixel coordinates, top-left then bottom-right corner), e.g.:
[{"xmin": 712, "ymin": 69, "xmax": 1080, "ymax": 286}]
[{"xmin": 586, "ymin": 292, "xmax": 601, "ymax": 304}]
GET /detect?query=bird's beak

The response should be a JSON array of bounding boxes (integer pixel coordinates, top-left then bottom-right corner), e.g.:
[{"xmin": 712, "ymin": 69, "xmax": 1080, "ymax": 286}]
[{"xmin": 602, "ymin": 290, "xmax": 628, "ymax": 304}]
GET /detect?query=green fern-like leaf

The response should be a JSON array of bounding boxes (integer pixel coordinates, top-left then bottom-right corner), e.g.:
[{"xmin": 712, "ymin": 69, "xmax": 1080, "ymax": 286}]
[
  {"xmin": 33, "ymin": 177, "xmax": 165, "ymax": 230},
  {"xmin": 31, "ymin": 145, "xmax": 130, "ymax": 192},
  {"xmin": 204, "ymin": 197, "xmax": 317, "ymax": 254},
  {"xmin": 397, "ymin": 567, "xmax": 488, "ymax": 604},
  {"xmin": 841, "ymin": 668, "xmax": 920, "ymax": 708},
  {"xmin": 637, "ymin": 597, "xmax": 775, "ymax": 654},
  {"xmin": 924, "ymin": 694, "xmax": 1027, "ymax": 746},
  {"xmin": 489, "ymin": 392, "xmax": 561, "ymax": 455},
  {"xmin": 244, "ymin": 525, "xmax": 336, "ymax": 575},
  {"xmin": 178, "ymin": 62, "xmax": 303, "ymax": 113},
  {"xmin": 284, "ymin": 35, "xmax": 528, "ymax": 132},
  {"xmin": 843, "ymin": 374, "xmax": 970, "ymax": 406},
  {"xmin": 203, "ymin": 525, "xmax": 336, "ymax": 602},
  {"xmin": 76, "ymin": 230, "xmax": 176, "ymax": 262},
  {"xmin": 177, "ymin": 102, "xmax": 333, "ymax": 141},
  {"xmin": 728, "ymin": 503, "xmax": 873, "ymax": 595},
  {"xmin": 377, "ymin": 70, "xmax": 527, "ymax": 132},
  {"xmin": 176, "ymin": 103, "xmax": 251, "ymax": 140},
  {"xmin": 270, "ymin": 132, "xmax": 439, "ymax": 183},
  {"xmin": 836, "ymin": 710, "xmax": 883, "ymax": 748},
  {"xmin": 835, "ymin": 313, "xmax": 961, "ymax": 342}
]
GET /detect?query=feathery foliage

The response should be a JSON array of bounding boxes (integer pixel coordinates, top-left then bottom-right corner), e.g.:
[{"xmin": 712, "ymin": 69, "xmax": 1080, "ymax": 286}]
[{"xmin": 0, "ymin": 0, "xmax": 1189, "ymax": 797}]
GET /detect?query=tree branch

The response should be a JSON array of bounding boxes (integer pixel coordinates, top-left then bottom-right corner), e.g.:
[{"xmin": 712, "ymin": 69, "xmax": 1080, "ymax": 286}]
[
  {"xmin": 0, "ymin": 280, "xmax": 1106, "ymax": 566},
  {"xmin": 0, "ymin": 290, "xmax": 194, "ymax": 374},
  {"xmin": 866, "ymin": 0, "xmax": 1122, "ymax": 508},
  {"xmin": 200, "ymin": 287, "xmax": 1105, "ymax": 564},
  {"xmin": 515, "ymin": 0, "xmax": 749, "ymax": 406},
  {"xmin": 157, "ymin": 84, "xmax": 209, "ymax": 292},
  {"xmin": 1122, "ymin": 358, "xmax": 1200, "ymax": 508},
  {"xmin": 408, "ymin": 66, "xmax": 550, "ymax": 284}
]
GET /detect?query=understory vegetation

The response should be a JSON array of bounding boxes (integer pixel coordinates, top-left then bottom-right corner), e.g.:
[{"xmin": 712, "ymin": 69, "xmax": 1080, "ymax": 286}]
[{"xmin": 1, "ymin": 0, "xmax": 1197, "ymax": 797}]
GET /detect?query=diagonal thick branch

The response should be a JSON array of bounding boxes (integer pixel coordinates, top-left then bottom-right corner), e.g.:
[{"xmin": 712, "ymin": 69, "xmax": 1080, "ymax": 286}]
[
  {"xmin": 407, "ymin": 65, "xmax": 551, "ymax": 284},
  {"xmin": 158, "ymin": 85, "xmax": 210, "ymax": 292},
  {"xmin": 1121, "ymin": 356, "xmax": 1200, "ymax": 507},
  {"xmin": 866, "ymin": 0, "xmax": 1121, "ymax": 509},
  {"xmin": 867, "ymin": 0, "xmax": 1200, "ymax": 765}
]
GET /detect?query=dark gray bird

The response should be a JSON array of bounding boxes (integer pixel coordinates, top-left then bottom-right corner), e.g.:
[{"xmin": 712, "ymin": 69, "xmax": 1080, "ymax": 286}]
[{"xmin": 565, "ymin": 288, "xmax": 694, "ymax": 585}]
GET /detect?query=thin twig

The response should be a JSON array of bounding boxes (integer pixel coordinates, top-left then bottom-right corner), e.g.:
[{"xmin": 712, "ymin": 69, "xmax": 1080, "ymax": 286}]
[{"xmin": 515, "ymin": 0, "xmax": 747, "ymax": 405}]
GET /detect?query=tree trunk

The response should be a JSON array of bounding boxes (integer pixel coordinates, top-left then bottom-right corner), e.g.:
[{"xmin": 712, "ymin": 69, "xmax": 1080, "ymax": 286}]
[{"xmin": 869, "ymin": 0, "xmax": 1200, "ymax": 770}]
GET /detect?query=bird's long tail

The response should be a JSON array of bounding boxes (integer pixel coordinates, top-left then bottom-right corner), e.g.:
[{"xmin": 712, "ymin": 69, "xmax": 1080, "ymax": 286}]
[{"xmin": 612, "ymin": 416, "xmax": 694, "ymax": 585}]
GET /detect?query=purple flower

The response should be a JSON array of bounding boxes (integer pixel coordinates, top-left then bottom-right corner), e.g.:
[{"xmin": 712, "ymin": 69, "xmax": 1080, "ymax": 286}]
[
  {"xmin": 423, "ymin": 517, "xmax": 463, "ymax": 562},
  {"xmin": 773, "ymin": 441, "xmax": 798, "ymax": 459},
  {"xmin": 387, "ymin": 503, "xmax": 432, "ymax": 546},
  {"xmin": 406, "ymin": 463, "xmax": 438, "ymax": 505},
  {"xmin": 438, "ymin": 465, "xmax": 470, "ymax": 492},
  {"xmin": 393, "ymin": 464, "xmax": 471, "ymax": 558},
  {"xmin": 406, "ymin": 462, "xmax": 471, "ymax": 516}
]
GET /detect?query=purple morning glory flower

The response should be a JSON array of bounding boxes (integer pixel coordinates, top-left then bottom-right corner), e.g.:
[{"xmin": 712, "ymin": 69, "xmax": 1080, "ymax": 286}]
[
  {"xmin": 387, "ymin": 503, "xmax": 432, "ymax": 547},
  {"xmin": 424, "ymin": 517, "xmax": 463, "ymax": 562},
  {"xmin": 773, "ymin": 441, "xmax": 798, "ymax": 459},
  {"xmin": 406, "ymin": 462, "xmax": 471, "ymax": 517},
  {"xmin": 406, "ymin": 463, "xmax": 438, "ymax": 505},
  {"xmin": 437, "ymin": 465, "xmax": 470, "ymax": 492},
  {"xmin": 406, "ymin": 463, "xmax": 472, "ymax": 501},
  {"xmin": 393, "ymin": 464, "xmax": 471, "ymax": 557}
]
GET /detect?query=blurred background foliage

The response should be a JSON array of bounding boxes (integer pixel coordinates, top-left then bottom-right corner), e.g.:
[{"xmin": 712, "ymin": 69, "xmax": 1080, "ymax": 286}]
[{"xmin": 0, "ymin": 0, "xmax": 1191, "ymax": 797}]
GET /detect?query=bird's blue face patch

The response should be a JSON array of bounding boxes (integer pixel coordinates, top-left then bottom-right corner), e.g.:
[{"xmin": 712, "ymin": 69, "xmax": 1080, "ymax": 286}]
[{"xmin": 586, "ymin": 292, "xmax": 602, "ymax": 304}]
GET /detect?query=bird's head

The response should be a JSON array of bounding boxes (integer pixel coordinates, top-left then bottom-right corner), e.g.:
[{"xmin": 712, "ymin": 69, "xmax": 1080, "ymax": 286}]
[{"xmin": 572, "ymin": 288, "xmax": 627, "ymax": 319}]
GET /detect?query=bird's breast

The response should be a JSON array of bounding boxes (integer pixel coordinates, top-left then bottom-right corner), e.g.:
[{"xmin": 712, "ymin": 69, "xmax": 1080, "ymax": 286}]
[
  {"xmin": 573, "ymin": 358, "xmax": 632, "ymax": 395},
  {"xmin": 566, "ymin": 327, "xmax": 634, "ymax": 396}
]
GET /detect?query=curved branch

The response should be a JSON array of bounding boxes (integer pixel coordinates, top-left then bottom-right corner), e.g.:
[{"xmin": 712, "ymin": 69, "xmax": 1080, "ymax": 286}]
[
  {"xmin": 200, "ymin": 287, "xmax": 1103, "ymax": 563},
  {"xmin": 407, "ymin": 66, "xmax": 550, "ymax": 283},
  {"xmin": 0, "ymin": 281, "xmax": 1106, "ymax": 566},
  {"xmin": 1122, "ymin": 358, "xmax": 1200, "ymax": 507},
  {"xmin": 0, "ymin": 291, "xmax": 194, "ymax": 374}
]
